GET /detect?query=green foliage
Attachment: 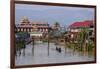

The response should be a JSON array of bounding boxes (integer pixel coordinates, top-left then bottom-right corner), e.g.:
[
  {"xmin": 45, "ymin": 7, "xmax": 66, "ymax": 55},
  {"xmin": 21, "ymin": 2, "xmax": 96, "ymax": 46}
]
[
  {"xmin": 87, "ymin": 41, "xmax": 94, "ymax": 52},
  {"xmin": 15, "ymin": 40, "xmax": 25, "ymax": 51},
  {"xmin": 16, "ymin": 32, "xmax": 28, "ymax": 37},
  {"xmin": 54, "ymin": 22, "xmax": 60, "ymax": 27},
  {"xmin": 65, "ymin": 42, "xmax": 75, "ymax": 49},
  {"xmin": 42, "ymin": 39, "xmax": 48, "ymax": 43}
]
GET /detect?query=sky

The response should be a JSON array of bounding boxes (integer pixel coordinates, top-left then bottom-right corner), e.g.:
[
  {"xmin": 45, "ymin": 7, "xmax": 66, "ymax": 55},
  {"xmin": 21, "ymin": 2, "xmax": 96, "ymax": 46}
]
[{"xmin": 15, "ymin": 4, "xmax": 95, "ymax": 27}]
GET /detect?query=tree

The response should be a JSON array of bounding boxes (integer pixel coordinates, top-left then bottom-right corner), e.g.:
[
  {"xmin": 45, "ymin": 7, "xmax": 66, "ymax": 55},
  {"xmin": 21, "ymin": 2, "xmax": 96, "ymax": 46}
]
[
  {"xmin": 53, "ymin": 22, "xmax": 60, "ymax": 30},
  {"xmin": 78, "ymin": 27, "xmax": 89, "ymax": 52}
]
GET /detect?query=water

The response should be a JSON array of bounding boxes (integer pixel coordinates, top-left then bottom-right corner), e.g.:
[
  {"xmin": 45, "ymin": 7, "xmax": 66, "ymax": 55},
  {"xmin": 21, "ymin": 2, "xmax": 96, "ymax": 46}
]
[{"xmin": 15, "ymin": 42, "xmax": 94, "ymax": 66}]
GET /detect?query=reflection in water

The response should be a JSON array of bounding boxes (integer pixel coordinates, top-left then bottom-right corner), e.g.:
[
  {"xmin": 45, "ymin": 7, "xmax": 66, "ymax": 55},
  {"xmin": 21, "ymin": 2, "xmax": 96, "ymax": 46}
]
[{"xmin": 15, "ymin": 42, "xmax": 94, "ymax": 65}]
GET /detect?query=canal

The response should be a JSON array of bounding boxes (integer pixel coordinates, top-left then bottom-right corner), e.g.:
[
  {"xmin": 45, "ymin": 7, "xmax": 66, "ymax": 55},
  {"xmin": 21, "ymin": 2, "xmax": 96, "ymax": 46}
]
[{"xmin": 15, "ymin": 42, "xmax": 94, "ymax": 66}]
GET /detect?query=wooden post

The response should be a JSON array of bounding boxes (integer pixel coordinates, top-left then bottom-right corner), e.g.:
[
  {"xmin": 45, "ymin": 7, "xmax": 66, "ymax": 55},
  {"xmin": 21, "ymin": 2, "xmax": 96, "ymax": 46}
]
[
  {"xmin": 32, "ymin": 39, "xmax": 34, "ymax": 56},
  {"xmin": 47, "ymin": 28, "xmax": 50, "ymax": 56},
  {"xmin": 23, "ymin": 41, "xmax": 26, "ymax": 56},
  {"xmin": 64, "ymin": 37, "xmax": 66, "ymax": 55},
  {"xmin": 48, "ymin": 38, "xmax": 50, "ymax": 56}
]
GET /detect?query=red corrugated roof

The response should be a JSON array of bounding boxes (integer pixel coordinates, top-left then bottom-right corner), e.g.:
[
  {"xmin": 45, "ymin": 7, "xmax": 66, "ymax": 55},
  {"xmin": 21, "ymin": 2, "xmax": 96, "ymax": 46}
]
[{"xmin": 68, "ymin": 20, "xmax": 93, "ymax": 28}]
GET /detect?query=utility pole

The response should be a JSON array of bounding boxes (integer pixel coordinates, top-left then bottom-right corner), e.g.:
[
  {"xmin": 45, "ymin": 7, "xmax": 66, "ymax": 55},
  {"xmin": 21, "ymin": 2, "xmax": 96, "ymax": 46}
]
[
  {"xmin": 48, "ymin": 28, "xmax": 50, "ymax": 56},
  {"xmin": 32, "ymin": 38, "xmax": 34, "ymax": 56},
  {"xmin": 48, "ymin": 38, "xmax": 50, "ymax": 56},
  {"xmin": 64, "ymin": 37, "xmax": 66, "ymax": 55}
]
